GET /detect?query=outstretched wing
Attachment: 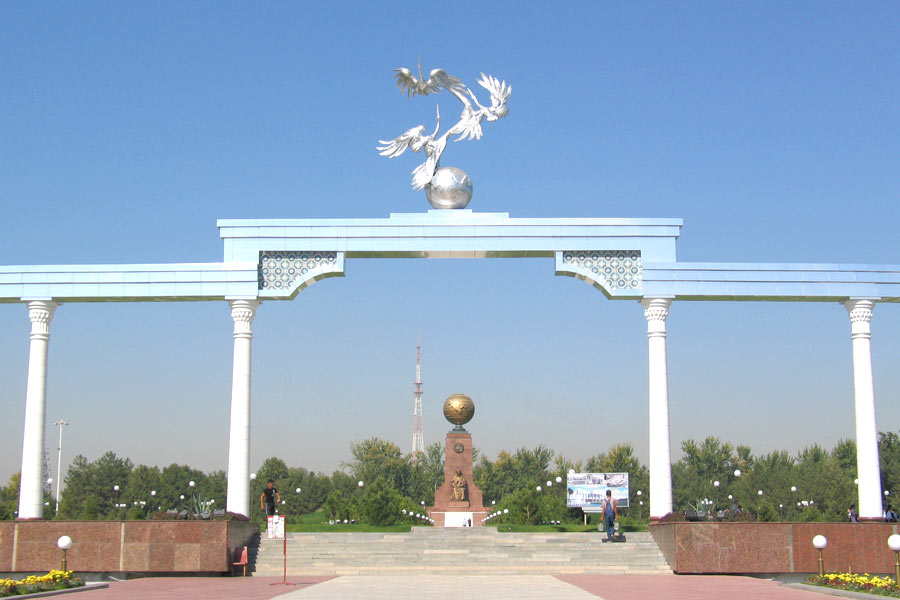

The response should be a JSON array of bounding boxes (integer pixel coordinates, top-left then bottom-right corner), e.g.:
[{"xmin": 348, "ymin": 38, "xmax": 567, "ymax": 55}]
[
  {"xmin": 425, "ymin": 69, "xmax": 465, "ymax": 95},
  {"xmin": 449, "ymin": 105, "xmax": 484, "ymax": 142},
  {"xmin": 411, "ymin": 156, "xmax": 438, "ymax": 190},
  {"xmin": 478, "ymin": 73, "xmax": 511, "ymax": 118},
  {"xmin": 377, "ymin": 125, "xmax": 425, "ymax": 158},
  {"xmin": 393, "ymin": 68, "xmax": 420, "ymax": 98}
]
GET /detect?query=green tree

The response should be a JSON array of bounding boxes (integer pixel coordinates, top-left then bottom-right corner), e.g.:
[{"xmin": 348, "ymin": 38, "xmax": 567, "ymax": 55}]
[
  {"xmin": 358, "ymin": 476, "xmax": 405, "ymax": 525},
  {"xmin": 833, "ymin": 439, "xmax": 857, "ymax": 476},
  {"xmin": 158, "ymin": 464, "xmax": 206, "ymax": 513},
  {"xmin": 475, "ymin": 446, "xmax": 554, "ymax": 505},
  {"xmin": 256, "ymin": 457, "xmax": 290, "ymax": 485},
  {"xmin": 880, "ymin": 432, "xmax": 900, "ymax": 501},
  {"xmin": 124, "ymin": 465, "xmax": 162, "ymax": 517},
  {"xmin": 0, "ymin": 473, "xmax": 20, "ymax": 520},
  {"xmin": 59, "ymin": 452, "xmax": 133, "ymax": 519},
  {"xmin": 344, "ymin": 438, "xmax": 413, "ymax": 496},
  {"xmin": 322, "ymin": 489, "xmax": 353, "ymax": 522},
  {"xmin": 499, "ymin": 486, "xmax": 542, "ymax": 525},
  {"xmin": 406, "ymin": 442, "xmax": 443, "ymax": 505}
]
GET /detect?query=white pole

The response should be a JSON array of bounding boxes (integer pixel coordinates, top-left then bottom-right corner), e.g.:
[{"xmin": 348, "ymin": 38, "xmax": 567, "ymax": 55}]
[
  {"xmin": 643, "ymin": 298, "xmax": 674, "ymax": 520},
  {"xmin": 54, "ymin": 419, "xmax": 68, "ymax": 513},
  {"xmin": 18, "ymin": 300, "xmax": 57, "ymax": 520},
  {"xmin": 845, "ymin": 299, "xmax": 883, "ymax": 520},
  {"xmin": 226, "ymin": 299, "xmax": 259, "ymax": 518}
]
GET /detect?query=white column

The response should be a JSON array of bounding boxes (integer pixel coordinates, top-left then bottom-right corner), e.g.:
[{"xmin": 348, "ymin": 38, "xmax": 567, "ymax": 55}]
[
  {"xmin": 845, "ymin": 299, "xmax": 883, "ymax": 520},
  {"xmin": 643, "ymin": 298, "xmax": 674, "ymax": 520},
  {"xmin": 226, "ymin": 299, "xmax": 259, "ymax": 518},
  {"xmin": 18, "ymin": 300, "xmax": 58, "ymax": 520}
]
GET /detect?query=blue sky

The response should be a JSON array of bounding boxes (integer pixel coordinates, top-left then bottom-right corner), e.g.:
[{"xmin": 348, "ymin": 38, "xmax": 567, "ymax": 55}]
[{"xmin": 1, "ymin": 2, "xmax": 898, "ymax": 488}]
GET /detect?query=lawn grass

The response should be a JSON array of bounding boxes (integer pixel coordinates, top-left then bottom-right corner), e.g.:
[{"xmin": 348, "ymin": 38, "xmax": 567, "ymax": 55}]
[
  {"xmin": 285, "ymin": 523, "xmax": 414, "ymax": 532},
  {"xmin": 495, "ymin": 519, "xmax": 648, "ymax": 533},
  {"xmin": 283, "ymin": 510, "xmax": 416, "ymax": 532}
]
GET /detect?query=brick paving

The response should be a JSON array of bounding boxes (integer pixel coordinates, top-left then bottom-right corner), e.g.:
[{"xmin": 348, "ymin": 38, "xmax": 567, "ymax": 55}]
[
  {"xmin": 558, "ymin": 574, "xmax": 828, "ymax": 599},
  {"xmin": 82, "ymin": 575, "xmax": 333, "ymax": 599},
  {"xmin": 72, "ymin": 574, "xmax": 836, "ymax": 599}
]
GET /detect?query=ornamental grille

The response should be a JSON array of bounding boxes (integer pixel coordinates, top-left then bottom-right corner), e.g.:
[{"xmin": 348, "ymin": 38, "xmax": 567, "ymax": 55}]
[
  {"xmin": 561, "ymin": 251, "xmax": 643, "ymax": 291},
  {"xmin": 258, "ymin": 252, "xmax": 338, "ymax": 290}
]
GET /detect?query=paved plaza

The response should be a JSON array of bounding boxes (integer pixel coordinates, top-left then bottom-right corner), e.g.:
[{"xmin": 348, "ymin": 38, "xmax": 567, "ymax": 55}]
[{"xmin": 82, "ymin": 574, "xmax": 833, "ymax": 599}]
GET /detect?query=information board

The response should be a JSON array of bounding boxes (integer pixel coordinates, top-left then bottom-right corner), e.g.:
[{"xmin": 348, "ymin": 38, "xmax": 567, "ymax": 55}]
[
  {"xmin": 267, "ymin": 515, "xmax": 285, "ymax": 539},
  {"xmin": 566, "ymin": 472, "xmax": 630, "ymax": 508}
]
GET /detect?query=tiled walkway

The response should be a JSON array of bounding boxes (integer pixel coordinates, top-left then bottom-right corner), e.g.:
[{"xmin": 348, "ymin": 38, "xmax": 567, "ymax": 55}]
[
  {"xmin": 558, "ymin": 575, "xmax": 826, "ymax": 599},
  {"xmin": 84, "ymin": 576, "xmax": 332, "ymax": 599},
  {"xmin": 82, "ymin": 574, "xmax": 832, "ymax": 599}
]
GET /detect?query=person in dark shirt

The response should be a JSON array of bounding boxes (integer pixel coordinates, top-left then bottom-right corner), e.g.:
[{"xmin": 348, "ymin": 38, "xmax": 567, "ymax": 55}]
[{"xmin": 260, "ymin": 480, "xmax": 281, "ymax": 516}]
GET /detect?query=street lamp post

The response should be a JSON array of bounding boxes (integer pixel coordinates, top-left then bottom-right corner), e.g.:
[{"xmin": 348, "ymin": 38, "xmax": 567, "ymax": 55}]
[
  {"xmin": 54, "ymin": 420, "xmax": 68, "ymax": 513},
  {"xmin": 57, "ymin": 536, "xmax": 72, "ymax": 571},
  {"xmin": 888, "ymin": 534, "xmax": 900, "ymax": 583},
  {"xmin": 813, "ymin": 535, "xmax": 828, "ymax": 577}
]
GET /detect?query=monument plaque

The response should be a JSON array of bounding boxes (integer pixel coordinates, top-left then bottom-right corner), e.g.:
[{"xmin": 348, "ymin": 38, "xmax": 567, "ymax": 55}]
[{"xmin": 427, "ymin": 394, "xmax": 489, "ymax": 527}]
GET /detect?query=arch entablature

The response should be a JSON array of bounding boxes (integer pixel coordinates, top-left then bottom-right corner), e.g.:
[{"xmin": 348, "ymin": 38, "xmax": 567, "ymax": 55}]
[{"xmin": 3, "ymin": 212, "xmax": 900, "ymax": 303}]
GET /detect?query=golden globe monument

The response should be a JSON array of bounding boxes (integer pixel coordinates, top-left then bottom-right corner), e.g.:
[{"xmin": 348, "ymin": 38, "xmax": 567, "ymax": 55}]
[{"xmin": 426, "ymin": 394, "xmax": 489, "ymax": 527}]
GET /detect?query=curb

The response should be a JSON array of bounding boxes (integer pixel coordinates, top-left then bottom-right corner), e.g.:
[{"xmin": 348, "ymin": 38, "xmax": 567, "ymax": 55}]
[
  {"xmin": 784, "ymin": 582, "xmax": 893, "ymax": 599},
  {"xmin": 3, "ymin": 583, "xmax": 110, "ymax": 599}
]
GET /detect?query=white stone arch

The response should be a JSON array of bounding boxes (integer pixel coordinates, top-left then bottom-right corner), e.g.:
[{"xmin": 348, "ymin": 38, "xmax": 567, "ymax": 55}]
[{"xmin": 4, "ymin": 210, "xmax": 900, "ymax": 519}]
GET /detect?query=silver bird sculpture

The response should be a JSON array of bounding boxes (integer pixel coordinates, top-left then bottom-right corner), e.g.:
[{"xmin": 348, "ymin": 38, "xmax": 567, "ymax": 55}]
[
  {"xmin": 393, "ymin": 58, "xmax": 466, "ymax": 98},
  {"xmin": 378, "ymin": 63, "xmax": 511, "ymax": 191}
]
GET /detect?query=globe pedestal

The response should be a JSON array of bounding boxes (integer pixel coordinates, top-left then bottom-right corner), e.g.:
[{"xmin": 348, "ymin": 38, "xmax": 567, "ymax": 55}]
[
  {"xmin": 425, "ymin": 167, "xmax": 472, "ymax": 210},
  {"xmin": 426, "ymin": 431, "xmax": 488, "ymax": 527}
]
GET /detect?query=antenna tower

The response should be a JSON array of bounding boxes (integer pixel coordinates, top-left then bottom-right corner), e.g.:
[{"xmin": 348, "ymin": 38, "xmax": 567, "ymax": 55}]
[{"xmin": 411, "ymin": 344, "xmax": 425, "ymax": 459}]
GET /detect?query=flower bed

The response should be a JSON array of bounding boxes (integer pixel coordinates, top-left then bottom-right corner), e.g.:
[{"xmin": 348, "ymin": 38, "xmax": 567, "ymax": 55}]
[
  {"xmin": 808, "ymin": 573, "xmax": 900, "ymax": 597},
  {"xmin": 0, "ymin": 570, "xmax": 84, "ymax": 597}
]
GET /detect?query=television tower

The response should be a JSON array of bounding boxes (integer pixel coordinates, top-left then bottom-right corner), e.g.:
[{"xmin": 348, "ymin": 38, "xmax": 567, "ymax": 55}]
[{"xmin": 411, "ymin": 344, "xmax": 425, "ymax": 459}]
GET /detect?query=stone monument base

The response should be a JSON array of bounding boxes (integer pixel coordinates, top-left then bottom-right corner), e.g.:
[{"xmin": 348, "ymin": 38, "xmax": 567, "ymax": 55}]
[
  {"xmin": 429, "ymin": 510, "xmax": 489, "ymax": 528},
  {"xmin": 426, "ymin": 430, "xmax": 488, "ymax": 527}
]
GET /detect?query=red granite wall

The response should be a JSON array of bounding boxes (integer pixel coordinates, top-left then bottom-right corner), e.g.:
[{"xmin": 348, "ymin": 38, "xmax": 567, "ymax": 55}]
[
  {"xmin": 0, "ymin": 522, "xmax": 14, "ymax": 571},
  {"xmin": 649, "ymin": 518, "xmax": 676, "ymax": 570},
  {"xmin": 791, "ymin": 523, "xmax": 895, "ymax": 574},
  {"xmin": 2, "ymin": 520, "xmax": 258, "ymax": 574},
  {"xmin": 650, "ymin": 522, "xmax": 899, "ymax": 574}
]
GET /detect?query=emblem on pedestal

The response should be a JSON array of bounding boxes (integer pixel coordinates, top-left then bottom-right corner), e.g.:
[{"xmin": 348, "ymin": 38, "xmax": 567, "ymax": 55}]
[{"xmin": 377, "ymin": 60, "xmax": 511, "ymax": 209}]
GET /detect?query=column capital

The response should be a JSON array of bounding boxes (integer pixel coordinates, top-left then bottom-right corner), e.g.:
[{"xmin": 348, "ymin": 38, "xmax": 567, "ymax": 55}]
[
  {"xmin": 27, "ymin": 300, "xmax": 58, "ymax": 341},
  {"xmin": 641, "ymin": 298, "xmax": 672, "ymax": 322},
  {"xmin": 642, "ymin": 298, "xmax": 672, "ymax": 339},
  {"xmin": 845, "ymin": 299, "xmax": 875, "ymax": 322},
  {"xmin": 229, "ymin": 299, "xmax": 259, "ymax": 339},
  {"xmin": 845, "ymin": 299, "xmax": 875, "ymax": 340}
]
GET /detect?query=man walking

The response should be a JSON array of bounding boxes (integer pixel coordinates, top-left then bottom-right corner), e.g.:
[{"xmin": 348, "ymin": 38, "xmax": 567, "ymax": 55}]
[
  {"xmin": 602, "ymin": 489, "xmax": 618, "ymax": 542},
  {"xmin": 260, "ymin": 479, "xmax": 281, "ymax": 517}
]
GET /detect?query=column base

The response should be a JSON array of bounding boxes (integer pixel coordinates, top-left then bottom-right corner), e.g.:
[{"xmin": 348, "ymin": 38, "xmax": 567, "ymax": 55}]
[{"xmin": 859, "ymin": 516, "xmax": 885, "ymax": 522}]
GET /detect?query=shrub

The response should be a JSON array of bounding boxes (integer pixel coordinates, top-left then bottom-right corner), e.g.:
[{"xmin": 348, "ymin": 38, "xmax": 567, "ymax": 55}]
[
  {"xmin": 808, "ymin": 572, "xmax": 900, "ymax": 597},
  {"xmin": 0, "ymin": 570, "xmax": 83, "ymax": 597}
]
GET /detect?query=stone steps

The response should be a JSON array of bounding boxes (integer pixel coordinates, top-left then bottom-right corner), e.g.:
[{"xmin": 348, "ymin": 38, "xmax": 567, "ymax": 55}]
[{"xmin": 250, "ymin": 529, "xmax": 672, "ymax": 575}]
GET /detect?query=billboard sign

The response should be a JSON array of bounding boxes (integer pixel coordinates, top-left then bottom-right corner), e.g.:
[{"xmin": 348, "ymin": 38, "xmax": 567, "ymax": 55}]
[{"xmin": 566, "ymin": 472, "xmax": 630, "ymax": 508}]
